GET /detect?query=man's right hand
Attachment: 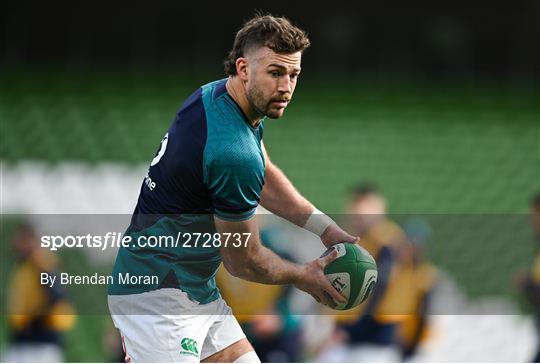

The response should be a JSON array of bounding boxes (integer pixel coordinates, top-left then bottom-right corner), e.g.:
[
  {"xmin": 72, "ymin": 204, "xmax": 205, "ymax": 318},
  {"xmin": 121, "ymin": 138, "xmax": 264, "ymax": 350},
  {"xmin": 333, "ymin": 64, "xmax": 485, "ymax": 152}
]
[{"xmin": 293, "ymin": 249, "xmax": 347, "ymax": 308}]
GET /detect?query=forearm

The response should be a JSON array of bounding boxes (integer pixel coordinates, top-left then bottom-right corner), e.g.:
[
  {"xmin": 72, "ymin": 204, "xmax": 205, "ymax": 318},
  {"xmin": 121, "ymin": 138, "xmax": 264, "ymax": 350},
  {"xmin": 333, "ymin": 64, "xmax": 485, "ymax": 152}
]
[
  {"xmin": 233, "ymin": 243, "xmax": 303, "ymax": 285},
  {"xmin": 216, "ymin": 213, "xmax": 346, "ymax": 308},
  {"xmin": 260, "ymin": 161, "xmax": 314, "ymax": 226},
  {"xmin": 216, "ymin": 215, "xmax": 303, "ymax": 285}
]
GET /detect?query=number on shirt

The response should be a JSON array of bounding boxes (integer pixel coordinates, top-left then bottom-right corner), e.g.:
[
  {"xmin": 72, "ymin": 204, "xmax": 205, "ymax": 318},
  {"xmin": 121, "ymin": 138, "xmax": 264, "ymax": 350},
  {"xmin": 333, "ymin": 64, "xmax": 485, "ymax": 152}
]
[{"xmin": 150, "ymin": 133, "xmax": 169, "ymax": 166}]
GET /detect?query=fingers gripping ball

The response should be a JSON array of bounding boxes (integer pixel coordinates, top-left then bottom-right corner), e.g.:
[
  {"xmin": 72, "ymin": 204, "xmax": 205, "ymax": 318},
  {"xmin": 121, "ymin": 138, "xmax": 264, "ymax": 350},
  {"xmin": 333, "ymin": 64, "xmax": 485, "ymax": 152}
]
[{"xmin": 321, "ymin": 243, "xmax": 378, "ymax": 310}]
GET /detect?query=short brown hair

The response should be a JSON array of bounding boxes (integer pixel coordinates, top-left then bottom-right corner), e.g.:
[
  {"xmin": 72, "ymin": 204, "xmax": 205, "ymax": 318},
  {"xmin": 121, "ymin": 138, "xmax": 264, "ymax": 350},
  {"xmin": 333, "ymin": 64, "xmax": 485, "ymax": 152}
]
[{"xmin": 224, "ymin": 14, "xmax": 311, "ymax": 76}]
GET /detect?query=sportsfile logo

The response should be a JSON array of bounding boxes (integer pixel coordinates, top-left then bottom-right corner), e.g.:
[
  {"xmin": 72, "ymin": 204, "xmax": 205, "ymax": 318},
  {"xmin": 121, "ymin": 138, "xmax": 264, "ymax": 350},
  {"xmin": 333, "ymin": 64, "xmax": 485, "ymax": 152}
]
[{"xmin": 180, "ymin": 337, "xmax": 199, "ymax": 358}]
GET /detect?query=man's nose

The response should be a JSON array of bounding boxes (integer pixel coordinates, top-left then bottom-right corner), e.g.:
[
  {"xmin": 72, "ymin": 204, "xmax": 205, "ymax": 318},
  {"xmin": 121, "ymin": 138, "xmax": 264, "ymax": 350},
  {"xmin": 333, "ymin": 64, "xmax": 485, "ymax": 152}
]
[{"xmin": 277, "ymin": 75, "xmax": 292, "ymax": 94}]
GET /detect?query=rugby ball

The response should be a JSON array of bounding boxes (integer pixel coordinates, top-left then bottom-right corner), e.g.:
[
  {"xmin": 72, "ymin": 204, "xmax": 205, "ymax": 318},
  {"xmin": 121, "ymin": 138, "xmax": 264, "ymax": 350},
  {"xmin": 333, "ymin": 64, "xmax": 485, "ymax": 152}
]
[{"xmin": 321, "ymin": 242, "xmax": 378, "ymax": 310}]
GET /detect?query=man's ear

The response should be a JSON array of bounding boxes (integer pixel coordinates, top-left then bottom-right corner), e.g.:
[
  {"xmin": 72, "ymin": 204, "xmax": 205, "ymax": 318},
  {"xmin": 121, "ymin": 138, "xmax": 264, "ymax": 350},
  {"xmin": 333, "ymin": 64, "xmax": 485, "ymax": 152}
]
[{"xmin": 235, "ymin": 57, "xmax": 249, "ymax": 81}]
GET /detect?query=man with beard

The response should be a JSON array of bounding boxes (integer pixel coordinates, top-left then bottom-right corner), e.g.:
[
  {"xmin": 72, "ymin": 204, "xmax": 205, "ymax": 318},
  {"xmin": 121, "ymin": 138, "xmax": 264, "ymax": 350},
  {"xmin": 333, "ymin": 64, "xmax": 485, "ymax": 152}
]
[{"xmin": 108, "ymin": 14, "xmax": 358, "ymax": 363}]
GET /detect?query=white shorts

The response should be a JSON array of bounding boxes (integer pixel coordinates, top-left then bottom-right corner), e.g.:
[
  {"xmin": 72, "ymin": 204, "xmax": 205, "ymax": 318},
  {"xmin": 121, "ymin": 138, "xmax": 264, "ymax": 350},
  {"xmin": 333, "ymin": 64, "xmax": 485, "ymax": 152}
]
[{"xmin": 108, "ymin": 289, "xmax": 246, "ymax": 362}]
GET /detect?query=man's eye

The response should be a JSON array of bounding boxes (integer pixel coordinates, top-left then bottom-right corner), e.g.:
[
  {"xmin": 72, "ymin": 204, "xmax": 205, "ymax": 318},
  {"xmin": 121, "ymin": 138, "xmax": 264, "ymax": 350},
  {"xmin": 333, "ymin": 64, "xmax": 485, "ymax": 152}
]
[{"xmin": 270, "ymin": 71, "xmax": 280, "ymax": 77}]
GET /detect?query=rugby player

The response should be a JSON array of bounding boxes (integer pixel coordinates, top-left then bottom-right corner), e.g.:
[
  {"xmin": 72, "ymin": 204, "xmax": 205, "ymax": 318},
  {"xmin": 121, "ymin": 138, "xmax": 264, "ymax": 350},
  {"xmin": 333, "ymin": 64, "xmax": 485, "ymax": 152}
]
[{"xmin": 108, "ymin": 14, "xmax": 357, "ymax": 363}]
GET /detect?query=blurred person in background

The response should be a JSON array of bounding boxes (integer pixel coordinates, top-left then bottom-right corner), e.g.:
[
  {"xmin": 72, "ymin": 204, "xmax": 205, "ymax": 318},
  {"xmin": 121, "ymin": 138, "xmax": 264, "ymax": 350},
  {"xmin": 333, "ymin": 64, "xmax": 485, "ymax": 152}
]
[
  {"xmin": 102, "ymin": 319, "xmax": 125, "ymax": 363},
  {"xmin": 515, "ymin": 193, "xmax": 540, "ymax": 363},
  {"xmin": 216, "ymin": 226, "xmax": 303, "ymax": 362},
  {"xmin": 327, "ymin": 184, "xmax": 413, "ymax": 362},
  {"xmin": 398, "ymin": 218, "xmax": 439, "ymax": 362},
  {"xmin": 3, "ymin": 222, "xmax": 76, "ymax": 363}
]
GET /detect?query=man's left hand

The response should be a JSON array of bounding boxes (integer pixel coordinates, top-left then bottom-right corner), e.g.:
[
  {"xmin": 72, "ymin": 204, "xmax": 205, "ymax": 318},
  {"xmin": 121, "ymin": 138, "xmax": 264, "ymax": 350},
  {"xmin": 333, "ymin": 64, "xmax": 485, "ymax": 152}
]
[{"xmin": 320, "ymin": 223, "xmax": 359, "ymax": 248}]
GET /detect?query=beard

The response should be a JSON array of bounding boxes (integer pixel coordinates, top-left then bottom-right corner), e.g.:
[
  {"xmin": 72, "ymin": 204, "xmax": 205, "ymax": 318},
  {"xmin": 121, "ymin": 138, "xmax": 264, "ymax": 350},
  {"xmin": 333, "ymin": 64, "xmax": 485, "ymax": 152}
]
[{"xmin": 246, "ymin": 83, "xmax": 287, "ymax": 119}]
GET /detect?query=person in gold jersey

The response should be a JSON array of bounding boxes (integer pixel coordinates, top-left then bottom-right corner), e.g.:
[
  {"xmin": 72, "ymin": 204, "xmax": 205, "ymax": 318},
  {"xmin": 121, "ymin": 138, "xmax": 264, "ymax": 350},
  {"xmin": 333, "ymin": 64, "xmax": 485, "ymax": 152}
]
[
  {"xmin": 398, "ymin": 218, "xmax": 439, "ymax": 361},
  {"xmin": 3, "ymin": 222, "xmax": 76, "ymax": 362},
  {"xmin": 217, "ymin": 227, "xmax": 302, "ymax": 362},
  {"xmin": 516, "ymin": 193, "xmax": 540, "ymax": 363},
  {"xmin": 334, "ymin": 184, "xmax": 414, "ymax": 362}
]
